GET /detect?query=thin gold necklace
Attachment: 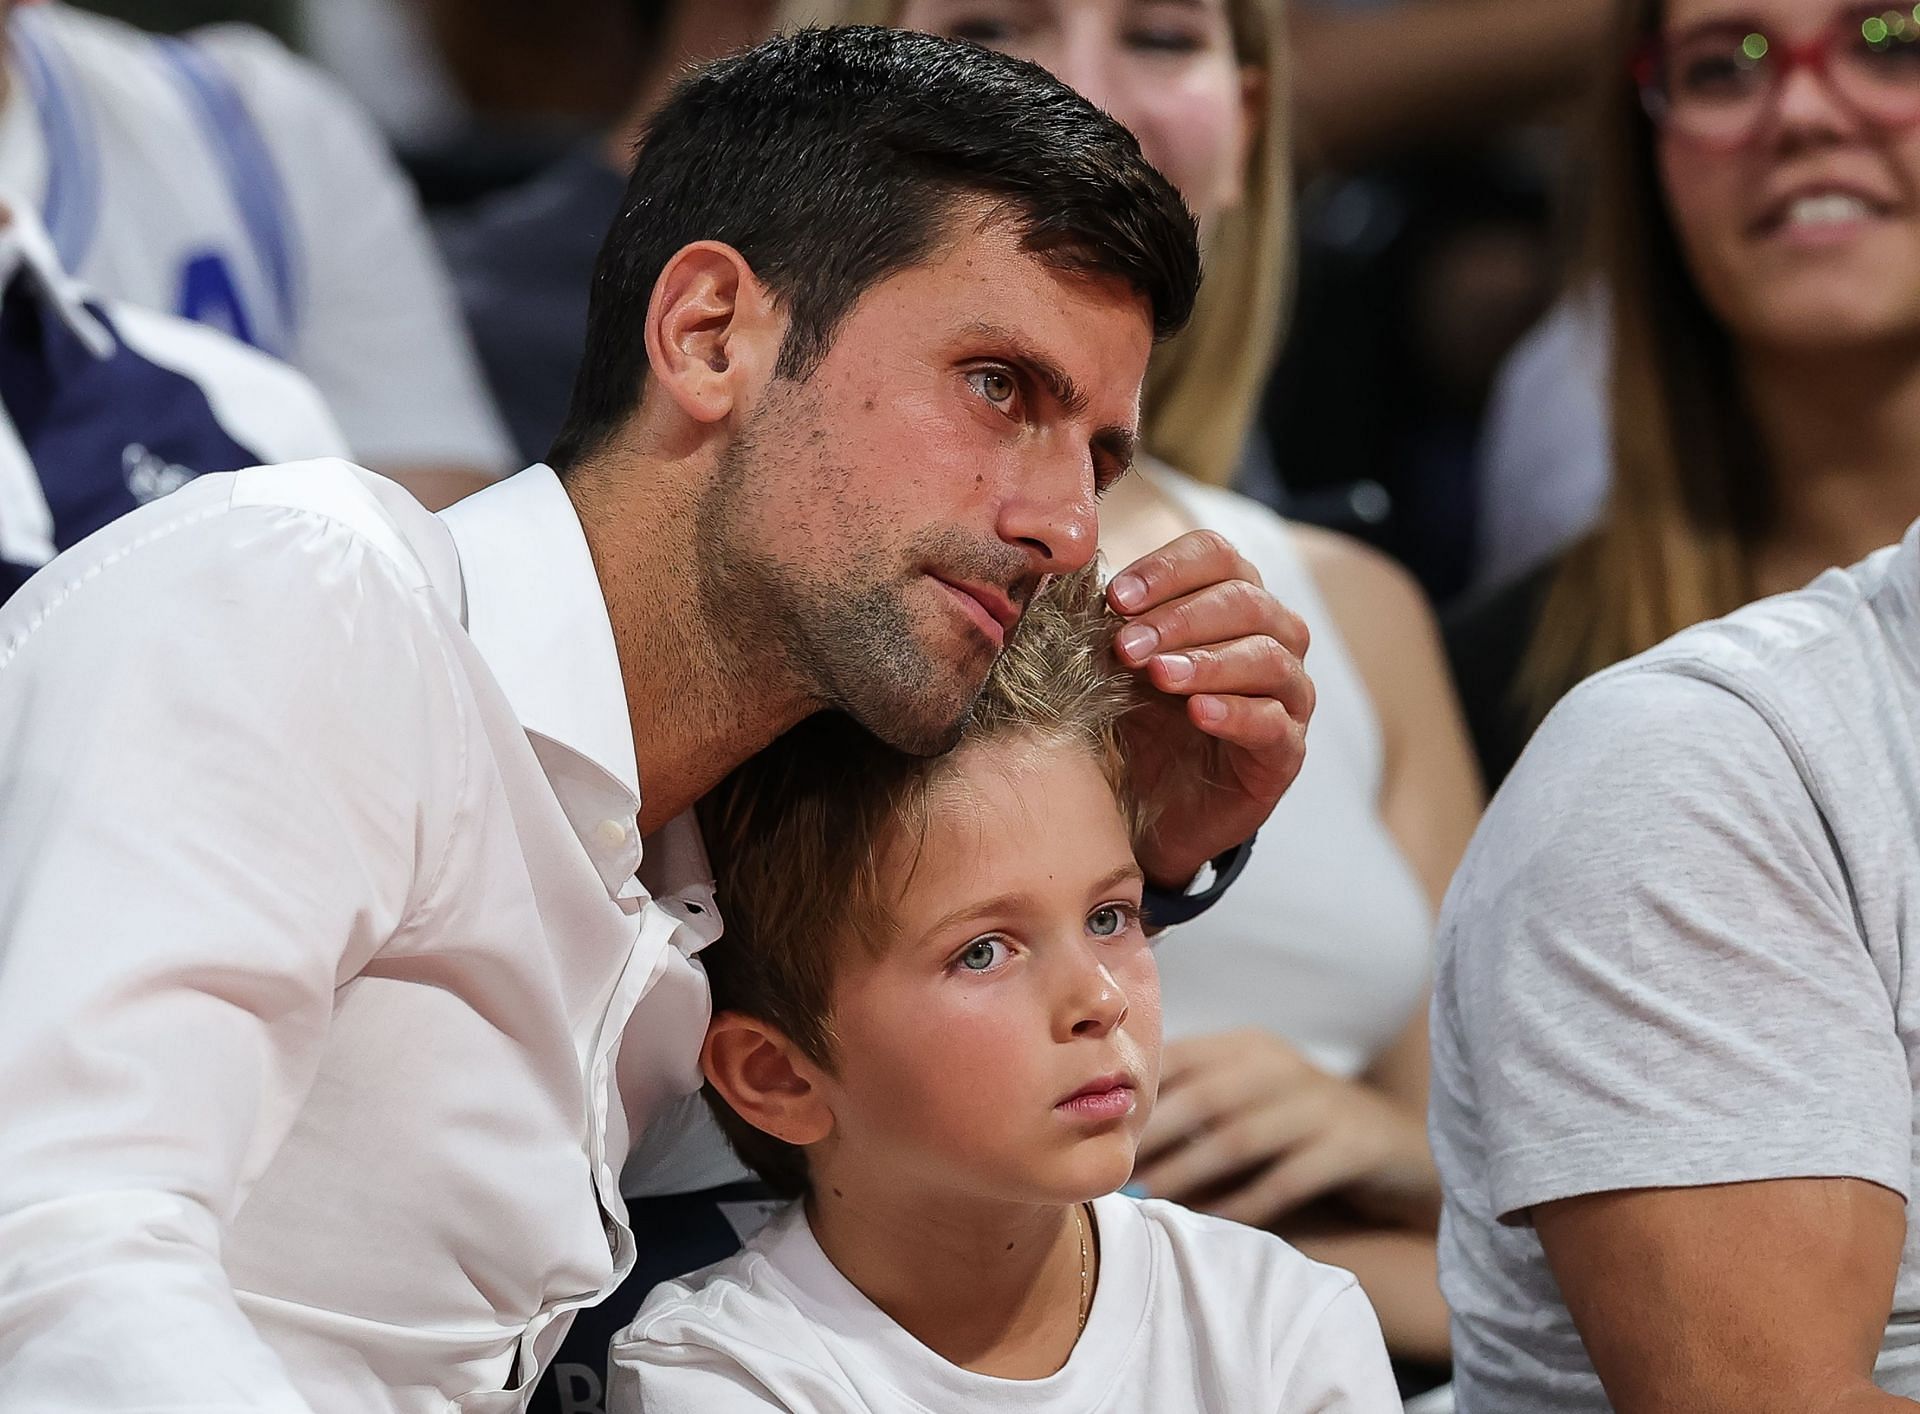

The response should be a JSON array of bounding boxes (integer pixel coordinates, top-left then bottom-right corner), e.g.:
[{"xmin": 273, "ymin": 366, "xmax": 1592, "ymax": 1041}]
[{"xmin": 1074, "ymin": 1201, "xmax": 1093, "ymax": 1336}]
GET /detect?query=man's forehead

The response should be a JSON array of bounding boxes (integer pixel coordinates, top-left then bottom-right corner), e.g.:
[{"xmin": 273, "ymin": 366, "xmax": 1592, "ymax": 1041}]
[{"xmin": 884, "ymin": 206, "xmax": 1155, "ymax": 332}]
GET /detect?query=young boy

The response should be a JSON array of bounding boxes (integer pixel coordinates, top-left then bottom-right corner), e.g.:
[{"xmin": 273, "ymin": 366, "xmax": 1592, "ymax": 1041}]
[{"xmin": 609, "ymin": 567, "xmax": 1398, "ymax": 1412}]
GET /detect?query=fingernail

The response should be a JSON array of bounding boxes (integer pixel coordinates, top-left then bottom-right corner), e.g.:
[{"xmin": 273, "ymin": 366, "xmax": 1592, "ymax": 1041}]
[
  {"xmin": 1157, "ymin": 653, "xmax": 1193, "ymax": 685},
  {"xmin": 1117, "ymin": 623, "xmax": 1158, "ymax": 661},
  {"xmin": 1110, "ymin": 573, "xmax": 1147, "ymax": 611},
  {"xmin": 1195, "ymin": 696, "xmax": 1226, "ymax": 725}
]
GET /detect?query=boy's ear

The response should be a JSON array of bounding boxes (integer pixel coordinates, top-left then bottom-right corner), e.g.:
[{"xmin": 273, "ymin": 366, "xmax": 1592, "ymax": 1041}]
[{"xmin": 702, "ymin": 1011, "xmax": 835, "ymax": 1148}]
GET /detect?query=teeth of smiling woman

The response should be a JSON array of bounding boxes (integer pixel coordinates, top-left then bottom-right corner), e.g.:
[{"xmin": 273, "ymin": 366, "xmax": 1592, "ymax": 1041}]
[{"xmin": 1785, "ymin": 193, "xmax": 1873, "ymax": 228}]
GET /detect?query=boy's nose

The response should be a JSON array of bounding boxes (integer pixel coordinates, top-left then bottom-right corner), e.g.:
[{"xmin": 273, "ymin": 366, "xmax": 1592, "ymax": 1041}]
[{"xmin": 1067, "ymin": 960, "xmax": 1130, "ymax": 1039}]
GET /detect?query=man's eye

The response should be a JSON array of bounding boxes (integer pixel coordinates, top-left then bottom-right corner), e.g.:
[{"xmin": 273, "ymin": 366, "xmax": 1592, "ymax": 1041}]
[
  {"xmin": 967, "ymin": 367, "xmax": 1018, "ymax": 411},
  {"xmin": 1087, "ymin": 904, "xmax": 1136, "ymax": 938},
  {"xmin": 956, "ymin": 936, "xmax": 1011, "ymax": 971}
]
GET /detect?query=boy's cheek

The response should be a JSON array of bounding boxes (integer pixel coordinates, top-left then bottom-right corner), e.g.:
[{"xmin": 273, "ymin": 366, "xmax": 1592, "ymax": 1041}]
[{"xmin": 1119, "ymin": 951, "xmax": 1165, "ymax": 1056}]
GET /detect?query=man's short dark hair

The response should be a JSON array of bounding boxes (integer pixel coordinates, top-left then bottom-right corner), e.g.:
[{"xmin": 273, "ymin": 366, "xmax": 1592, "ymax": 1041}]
[{"xmin": 548, "ymin": 25, "xmax": 1199, "ymax": 469}]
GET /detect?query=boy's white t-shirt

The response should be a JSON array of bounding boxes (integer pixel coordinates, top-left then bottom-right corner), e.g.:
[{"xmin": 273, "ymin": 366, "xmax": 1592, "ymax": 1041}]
[{"xmin": 609, "ymin": 1192, "xmax": 1399, "ymax": 1413}]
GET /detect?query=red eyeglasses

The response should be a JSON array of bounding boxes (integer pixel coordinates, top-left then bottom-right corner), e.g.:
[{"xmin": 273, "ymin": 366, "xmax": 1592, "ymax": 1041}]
[{"xmin": 1634, "ymin": 5, "xmax": 1920, "ymax": 149}]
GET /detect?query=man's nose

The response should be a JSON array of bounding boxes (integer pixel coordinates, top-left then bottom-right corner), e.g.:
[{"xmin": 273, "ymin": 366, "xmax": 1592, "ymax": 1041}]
[{"xmin": 995, "ymin": 453, "xmax": 1098, "ymax": 573}]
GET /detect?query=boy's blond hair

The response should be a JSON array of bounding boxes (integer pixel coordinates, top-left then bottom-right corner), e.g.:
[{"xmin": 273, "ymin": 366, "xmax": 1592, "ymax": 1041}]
[{"xmin": 696, "ymin": 565, "xmax": 1146, "ymax": 1195}]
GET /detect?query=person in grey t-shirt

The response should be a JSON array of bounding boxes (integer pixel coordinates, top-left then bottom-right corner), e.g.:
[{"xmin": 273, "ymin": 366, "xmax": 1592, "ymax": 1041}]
[{"xmin": 1432, "ymin": 517, "xmax": 1920, "ymax": 1413}]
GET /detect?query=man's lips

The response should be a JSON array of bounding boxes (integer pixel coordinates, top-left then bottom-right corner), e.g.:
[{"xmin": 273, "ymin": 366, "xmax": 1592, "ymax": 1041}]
[
  {"xmin": 929, "ymin": 574, "xmax": 1019, "ymax": 646},
  {"xmin": 1055, "ymin": 1073, "xmax": 1137, "ymax": 1122}
]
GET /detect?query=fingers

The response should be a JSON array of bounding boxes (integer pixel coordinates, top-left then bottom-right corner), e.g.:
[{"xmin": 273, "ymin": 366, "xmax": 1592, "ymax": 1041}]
[
  {"xmin": 1145, "ymin": 637, "xmax": 1316, "ymax": 724},
  {"xmin": 1134, "ymin": 1079, "xmax": 1240, "ymax": 1166},
  {"xmin": 1181, "ymin": 695, "xmax": 1311, "ymax": 764},
  {"xmin": 1157, "ymin": 1028, "xmax": 1306, "ymax": 1088},
  {"xmin": 1133, "ymin": 1104, "xmax": 1307, "ymax": 1203},
  {"xmin": 1205, "ymin": 1142, "xmax": 1361, "ymax": 1227},
  {"xmin": 1113, "ymin": 575, "xmax": 1310, "ymax": 668},
  {"xmin": 1109, "ymin": 529, "xmax": 1265, "ymax": 616}
]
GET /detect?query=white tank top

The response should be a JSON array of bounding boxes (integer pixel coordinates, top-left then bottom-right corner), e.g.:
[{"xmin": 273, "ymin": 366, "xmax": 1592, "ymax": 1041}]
[{"xmin": 1147, "ymin": 471, "xmax": 1433, "ymax": 1079}]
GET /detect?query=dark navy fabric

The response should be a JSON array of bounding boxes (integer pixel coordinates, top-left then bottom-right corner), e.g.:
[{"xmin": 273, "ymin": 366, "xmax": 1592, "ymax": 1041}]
[{"xmin": 0, "ymin": 275, "xmax": 263, "ymax": 602}]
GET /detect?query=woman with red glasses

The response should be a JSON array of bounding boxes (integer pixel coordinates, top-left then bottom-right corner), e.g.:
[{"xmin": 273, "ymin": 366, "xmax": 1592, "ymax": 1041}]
[
  {"xmin": 1451, "ymin": 0, "xmax": 1920, "ymax": 790},
  {"xmin": 1430, "ymin": 2, "xmax": 1920, "ymax": 1411}
]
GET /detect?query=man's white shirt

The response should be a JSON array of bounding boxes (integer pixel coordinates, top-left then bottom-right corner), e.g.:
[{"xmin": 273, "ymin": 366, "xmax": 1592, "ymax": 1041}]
[
  {"xmin": 0, "ymin": 461, "xmax": 717, "ymax": 1412},
  {"xmin": 0, "ymin": 2, "xmax": 512, "ymax": 474}
]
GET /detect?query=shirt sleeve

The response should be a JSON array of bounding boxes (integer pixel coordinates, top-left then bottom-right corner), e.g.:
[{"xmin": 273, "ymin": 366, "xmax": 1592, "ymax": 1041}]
[
  {"xmin": 608, "ymin": 1336, "xmax": 801, "ymax": 1414},
  {"xmin": 192, "ymin": 25, "xmax": 514, "ymax": 476},
  {"xmin": 1274, "ymin": 1278, "xmax": 1399, "ymax": 1412},
  {"xmin": 0, "ymin": 489, "xmax": 456, "ymax": 1410},
  {"xmin": 1446, "ymin": 666, "xmax": 1912, "ymax": 1222}
]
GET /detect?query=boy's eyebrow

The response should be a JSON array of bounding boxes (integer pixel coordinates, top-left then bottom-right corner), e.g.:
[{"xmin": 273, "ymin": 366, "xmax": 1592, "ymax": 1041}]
[
  {"xmin": 917, "ymin": 860, "xmax": 1146, "ymax": 943},
  {"xmin": 1089, "ymin": 861, "xmax": 1146, "ymax": 898}
]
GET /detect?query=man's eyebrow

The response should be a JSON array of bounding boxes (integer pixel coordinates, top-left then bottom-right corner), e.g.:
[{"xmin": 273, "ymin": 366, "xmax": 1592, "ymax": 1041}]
[
  {"xmin": 959, "ymin": 321, "xmax": 1137, "ymax": 479},
  {"xmin": 960, "ymin": 321, "xmax": 1089, "ymax": 417}
]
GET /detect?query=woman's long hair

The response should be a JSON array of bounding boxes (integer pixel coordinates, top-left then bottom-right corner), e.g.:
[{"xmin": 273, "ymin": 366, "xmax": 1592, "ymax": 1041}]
[
  {"xmin": 782, "ymin": 0, "xmax": 1293, "ymax": 489},
  {"xmin": 1518, "ymin": 0, "xmax": 1771, "ymax": 726}
]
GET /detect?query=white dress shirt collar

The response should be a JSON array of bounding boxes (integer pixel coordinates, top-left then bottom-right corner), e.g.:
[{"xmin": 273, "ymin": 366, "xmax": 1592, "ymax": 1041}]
[
  {"xmin": 439, "ymin": 463, "xmax": 646, "ymax": 898},
  {"xmin": 0, "ymin": 194, "xmax": 114, "ymax": 357}
]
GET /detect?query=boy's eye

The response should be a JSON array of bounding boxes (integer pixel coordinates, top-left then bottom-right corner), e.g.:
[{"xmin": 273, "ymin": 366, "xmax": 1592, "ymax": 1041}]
[
  {"xmin": 1087, "ymin": 903, "xmax": 1136, "ymax": 938},
  {"xmin": 957, "ymin": 936, "xmax": 1010, "ymax": 972}
]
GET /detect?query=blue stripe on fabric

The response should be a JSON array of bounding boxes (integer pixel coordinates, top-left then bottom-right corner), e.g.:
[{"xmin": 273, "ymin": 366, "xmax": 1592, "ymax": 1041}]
[
  {"xmin": 11, "ymin": 9, "xmax": 102, "ymax": 272},
  {"xmin": 154, "ymin": 35, "xmax": 299, "ymax": 353}
]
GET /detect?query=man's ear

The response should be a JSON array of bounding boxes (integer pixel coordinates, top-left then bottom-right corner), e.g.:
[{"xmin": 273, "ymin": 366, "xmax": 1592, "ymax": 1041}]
[
  {"xmin": 643, "ymin": 241, "xmax": 784, "ymax": 425},
  {"xmin": 702, "ymin": 1010, "xmax": 835, "ymax": 1148}
]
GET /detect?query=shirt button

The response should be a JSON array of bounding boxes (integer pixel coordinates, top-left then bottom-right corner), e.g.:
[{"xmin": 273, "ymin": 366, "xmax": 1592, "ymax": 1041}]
[{"xmin": 595, "ymin": 818, "xmax": 629, "ymax": 849}]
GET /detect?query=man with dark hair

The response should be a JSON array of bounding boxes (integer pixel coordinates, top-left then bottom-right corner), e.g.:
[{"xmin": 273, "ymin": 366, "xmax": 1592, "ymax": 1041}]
[{"xmin": 0, "ymin": 27, "xmax": 1310, "ymax": 1414}]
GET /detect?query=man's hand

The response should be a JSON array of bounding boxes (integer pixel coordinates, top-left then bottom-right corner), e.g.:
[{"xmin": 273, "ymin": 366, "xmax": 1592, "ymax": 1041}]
[
  {"xmin": 1107, "ymin": 530, "xmax": 1314, "ymax": 889},
  {"xmin": 1132, "ymin": 1029, "xmax": 1437, "ymax": 1229}
]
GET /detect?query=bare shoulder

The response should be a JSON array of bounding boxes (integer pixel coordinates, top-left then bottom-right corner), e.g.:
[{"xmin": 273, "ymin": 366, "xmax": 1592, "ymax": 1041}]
[{"xmin": 1285, "ymin": 522, "xmax": 1438, "ymax": 664}]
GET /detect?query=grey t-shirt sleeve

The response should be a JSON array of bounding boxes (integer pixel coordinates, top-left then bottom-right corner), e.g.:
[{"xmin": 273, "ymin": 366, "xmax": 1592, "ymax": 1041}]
[{"xmin": 1448, "ymin": 666, "xmax": 1911, "ymax": 1222}]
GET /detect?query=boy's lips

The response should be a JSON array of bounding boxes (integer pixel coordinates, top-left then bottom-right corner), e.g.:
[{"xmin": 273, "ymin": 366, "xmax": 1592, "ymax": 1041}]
[{"xmin": 1055, "ymin": 1072, "xmax": 1137, "ymax": 1122}]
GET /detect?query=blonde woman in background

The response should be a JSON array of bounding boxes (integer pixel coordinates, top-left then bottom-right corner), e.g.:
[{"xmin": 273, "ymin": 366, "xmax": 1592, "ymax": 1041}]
[{"xmin": 789, "ymin": 0, "xmax": 1482, "ymax": 1381}]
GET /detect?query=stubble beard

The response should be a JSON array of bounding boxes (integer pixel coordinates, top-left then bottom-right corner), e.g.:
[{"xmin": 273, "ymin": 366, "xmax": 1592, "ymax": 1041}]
[{"xmin": 693, "ymin": 417, "xmax": 991, "ymax": 757}]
